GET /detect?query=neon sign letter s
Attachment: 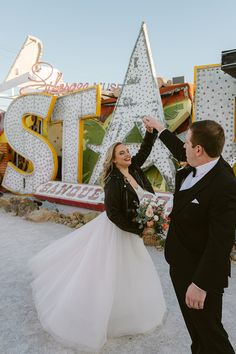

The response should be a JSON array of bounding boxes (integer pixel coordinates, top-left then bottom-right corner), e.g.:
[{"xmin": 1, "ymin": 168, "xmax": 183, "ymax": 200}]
[{"xmin": 2, "ymin": 93, "xmax": 58, "ymax": 194}]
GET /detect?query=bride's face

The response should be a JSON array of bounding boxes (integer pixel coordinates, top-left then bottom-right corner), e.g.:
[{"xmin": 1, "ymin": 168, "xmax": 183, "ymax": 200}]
[{"xmin": 113, "ymin": 144, "xmax": 131, "ymax": 169}]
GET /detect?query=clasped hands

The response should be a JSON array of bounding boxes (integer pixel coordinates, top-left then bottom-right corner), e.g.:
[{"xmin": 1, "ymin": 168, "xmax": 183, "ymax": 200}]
[{"xmin": 143, "ymin": 116, "xmax": 164, "ymax": 133}]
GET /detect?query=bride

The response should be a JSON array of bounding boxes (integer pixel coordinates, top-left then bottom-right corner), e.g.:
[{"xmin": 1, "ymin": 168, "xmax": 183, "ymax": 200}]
[{"xmin": 29, "ymin": 124, "xmax": 166, "ymax": 352}]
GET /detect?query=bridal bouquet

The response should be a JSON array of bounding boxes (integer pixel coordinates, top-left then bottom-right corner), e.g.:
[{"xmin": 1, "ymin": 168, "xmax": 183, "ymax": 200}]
[{"xmin": 135, "ymin": 196, "xmax": 169, "ymax": 240}]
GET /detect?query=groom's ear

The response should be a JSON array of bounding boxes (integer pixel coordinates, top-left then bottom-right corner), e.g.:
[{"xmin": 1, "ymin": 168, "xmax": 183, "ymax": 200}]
[{"xmin": 195, "ymin": 145, "xmax": 204, "ymax": 156}]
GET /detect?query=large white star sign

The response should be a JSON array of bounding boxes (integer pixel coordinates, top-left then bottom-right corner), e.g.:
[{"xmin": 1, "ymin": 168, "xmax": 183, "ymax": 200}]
[{"xmin": 88, "ymin": 22, "xmax": 176, "ymax": 190}]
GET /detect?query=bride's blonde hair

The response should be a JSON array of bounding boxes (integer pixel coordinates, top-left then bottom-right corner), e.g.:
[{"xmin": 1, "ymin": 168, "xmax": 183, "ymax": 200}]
[{"xmin": 101, "ymin": 142, "xmax": 122, "ymax": 183}]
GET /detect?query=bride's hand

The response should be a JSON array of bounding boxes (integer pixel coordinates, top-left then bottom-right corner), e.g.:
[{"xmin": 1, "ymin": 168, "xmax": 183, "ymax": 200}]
[
  {"xmin": 143, "ymin": 226, "xmax": 155, "ymax": 236},
  {"xmin": 143, "ymin": 117, "xmax": 153, "ymax": 132},
  {"xmin": 147, "ymin": 220, "xmax": 154, "ymax": 227},
  {"xmin": 144, "ymin": 122, "xmax": 153, "ymax": 133}
]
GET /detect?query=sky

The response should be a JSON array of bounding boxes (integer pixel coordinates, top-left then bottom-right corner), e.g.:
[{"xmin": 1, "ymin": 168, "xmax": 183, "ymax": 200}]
[{"xmin": 0, "ymin": 0, "xmax": 236, "ymax": 107}]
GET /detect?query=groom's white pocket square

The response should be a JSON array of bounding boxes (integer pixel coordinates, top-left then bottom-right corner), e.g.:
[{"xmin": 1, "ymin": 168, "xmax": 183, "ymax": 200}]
[{"xmin": 191, "ymin": 198, "xmax": 199, "ymax": 204}]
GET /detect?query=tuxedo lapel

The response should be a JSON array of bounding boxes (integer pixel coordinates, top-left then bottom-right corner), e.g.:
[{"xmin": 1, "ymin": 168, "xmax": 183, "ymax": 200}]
[
  {"xmin": 175, "ymin": 166, "xmax": 193, "ymax": 191},
  {"xmin": 173, "ymin": 176, "xmax": 212, "ymax": 216},
  {"xmin": 173, "ymin": 158, "xmax": 223, "ymax": 216}
]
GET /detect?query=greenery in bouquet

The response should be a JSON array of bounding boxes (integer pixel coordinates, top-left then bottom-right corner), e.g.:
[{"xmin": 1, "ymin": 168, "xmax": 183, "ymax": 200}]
[{"xmin": 135, "ymin": 196, "xmax": 169, "ymax": 242}]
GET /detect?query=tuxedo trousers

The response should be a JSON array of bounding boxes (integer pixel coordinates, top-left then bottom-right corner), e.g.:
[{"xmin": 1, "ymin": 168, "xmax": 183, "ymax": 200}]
[{"xmin": 169, "ymin": 267, "xmax": 235, "ymax": 354}]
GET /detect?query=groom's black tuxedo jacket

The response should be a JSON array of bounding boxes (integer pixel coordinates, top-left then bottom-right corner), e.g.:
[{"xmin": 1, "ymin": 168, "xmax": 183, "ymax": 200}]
[{"xmin": 159, "ymin": 129, "xmax": 236, "ymax": 292}]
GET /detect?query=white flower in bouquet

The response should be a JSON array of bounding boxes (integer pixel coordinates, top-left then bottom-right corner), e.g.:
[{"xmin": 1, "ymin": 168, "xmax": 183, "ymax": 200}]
[
  {"xmin": 154, "ymin": 215, "xmax": 159, "ymax": 221},
  {"xmin": 141, "ymin": 198, "xmax": 149, "ymax": 206},
  {"xmin": 145, "ymin": 205, "xmax": 154, "ymax": 218}
]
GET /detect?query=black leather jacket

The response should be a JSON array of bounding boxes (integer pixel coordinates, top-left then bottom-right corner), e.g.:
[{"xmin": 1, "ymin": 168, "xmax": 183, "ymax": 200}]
[{"xmin": 104, "ymin": 130, "xmax": 157, "ymax": 235}]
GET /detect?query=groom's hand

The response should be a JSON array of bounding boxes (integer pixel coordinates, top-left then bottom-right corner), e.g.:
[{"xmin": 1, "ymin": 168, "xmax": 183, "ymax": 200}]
[{"xmin": 185, "ymin": 283, "xmax": 207, "ymax": 310}]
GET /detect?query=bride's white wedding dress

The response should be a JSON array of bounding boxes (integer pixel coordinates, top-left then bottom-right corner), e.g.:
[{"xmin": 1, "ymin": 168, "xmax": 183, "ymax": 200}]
[{"xmin": 29, "ymin": 185, "xmax": 166, "ymax": 352}]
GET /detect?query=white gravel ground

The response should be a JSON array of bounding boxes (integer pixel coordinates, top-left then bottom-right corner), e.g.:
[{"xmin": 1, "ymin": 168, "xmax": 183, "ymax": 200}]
[{"xmin": 0, "ymin": 209, "xmax": 235, "ymax": 354}]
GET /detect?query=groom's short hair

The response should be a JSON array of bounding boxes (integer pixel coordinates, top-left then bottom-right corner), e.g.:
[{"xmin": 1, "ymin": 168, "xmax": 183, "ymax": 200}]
[{"xmin": 189, "ymin": 120, "xmax": 225, "ymax": 158}]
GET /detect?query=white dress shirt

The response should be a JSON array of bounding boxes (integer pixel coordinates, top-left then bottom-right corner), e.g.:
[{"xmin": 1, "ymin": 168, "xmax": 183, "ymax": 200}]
[{"xmin": 180, "ymin": 158, "xmax": 220, "ymax": 191}]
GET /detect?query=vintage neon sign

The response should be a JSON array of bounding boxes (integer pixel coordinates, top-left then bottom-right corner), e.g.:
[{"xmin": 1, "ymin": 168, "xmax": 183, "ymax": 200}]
[
  {"xmin": 35, "ymin": 181, "xmax": 173, "ymax": 212},
  {"xmin": 194, "ymin": 64, "xmax": 236, "ymax": 167},
  {"xmin": 2, "ymin": 93, "xmax": 58, "ymax": 194},
  {"xmin": 2, "ymin": 86, "xmax": 101, "ymax": 194},
  {"xmin": 88, "ymin": 22, "xmax": 176, "ymax": 189},
  {"xmin": 20, "ymin": 62, "xmax": 122, "ymax": 95},
  {"xmin": 1, "ymin": 23, "xmax": 235, "ymax": 199}
]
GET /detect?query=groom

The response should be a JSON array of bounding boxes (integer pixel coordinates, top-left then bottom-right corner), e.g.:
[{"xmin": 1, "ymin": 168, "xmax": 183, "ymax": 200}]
[{"xmin": 144, "ymin": 117, "xmax": 236, "ymax": 354}]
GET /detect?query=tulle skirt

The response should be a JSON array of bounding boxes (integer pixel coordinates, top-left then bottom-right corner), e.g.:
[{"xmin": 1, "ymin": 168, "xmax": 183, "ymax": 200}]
[{"xmin": 29, "ymin": 212, "xmax": 166, "ymax": 352}]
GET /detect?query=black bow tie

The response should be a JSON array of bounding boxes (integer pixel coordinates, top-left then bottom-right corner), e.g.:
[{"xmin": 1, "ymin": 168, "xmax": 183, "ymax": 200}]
[{"xmin": 188, "ymin": 166, "xmax": 197, "ymax": 177}]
